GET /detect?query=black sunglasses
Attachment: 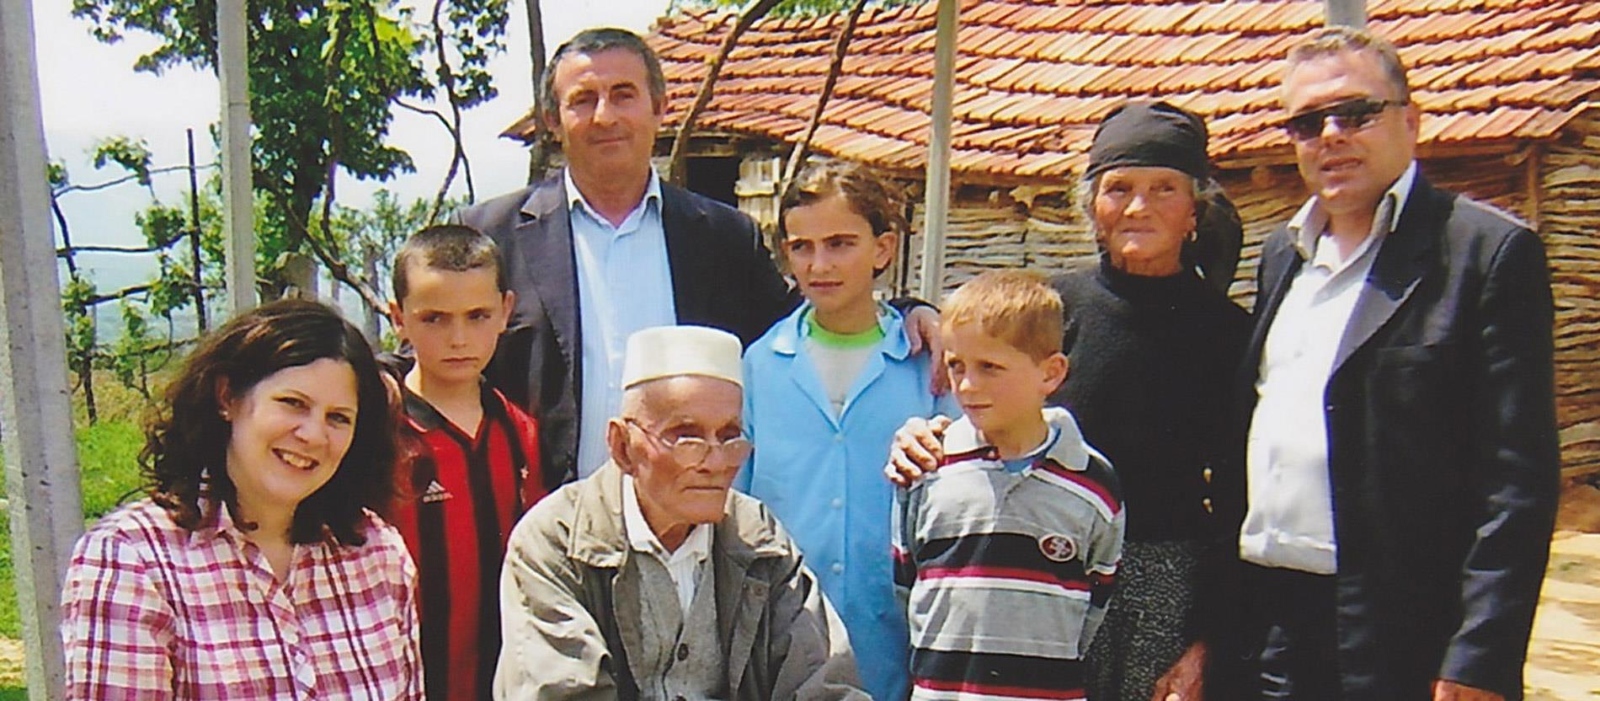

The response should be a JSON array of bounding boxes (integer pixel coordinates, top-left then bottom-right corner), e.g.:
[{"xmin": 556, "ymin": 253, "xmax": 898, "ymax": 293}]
[{"xmin": 1281, "ymin": 98, "xmax": 1407, "ymax": 141}]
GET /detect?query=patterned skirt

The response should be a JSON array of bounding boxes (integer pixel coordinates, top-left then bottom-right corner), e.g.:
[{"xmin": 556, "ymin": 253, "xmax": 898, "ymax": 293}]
[{"xmin": 1085, "ymin": 539, "xmax": 1203, "ymax": 701}]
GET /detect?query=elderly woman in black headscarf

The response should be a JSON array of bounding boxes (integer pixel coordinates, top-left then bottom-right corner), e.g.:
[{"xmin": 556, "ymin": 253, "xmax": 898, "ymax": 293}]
[
  {"xmin": 887, "ymin": 101, "xmax": 1250, "ymax": 701},
  {"xmin": 1054, "ymin": 102, "xmax": 1250, "ymax": 701}
]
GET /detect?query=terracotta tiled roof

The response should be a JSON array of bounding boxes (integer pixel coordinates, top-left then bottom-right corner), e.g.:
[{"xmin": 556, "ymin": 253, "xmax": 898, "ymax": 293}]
[{"xmin": 508, "ymin": 0, "xmax": 1600, "ymax": 182}]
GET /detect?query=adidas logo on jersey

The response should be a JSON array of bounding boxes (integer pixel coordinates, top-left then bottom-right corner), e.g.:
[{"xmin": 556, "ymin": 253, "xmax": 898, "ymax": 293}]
[{"xmin": 421, "ymin": 479, "xmax": 453, "ymax": 504}]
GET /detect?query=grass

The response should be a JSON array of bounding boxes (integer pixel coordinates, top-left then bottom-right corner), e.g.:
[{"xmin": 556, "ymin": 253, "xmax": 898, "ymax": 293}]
[
  {"xmin": 0, "ymin": 378, "xmax": 148, "ymax": 691},
  {"xmin": 1, "ymin": 406, "xmax": 146, "ymax": 637}
]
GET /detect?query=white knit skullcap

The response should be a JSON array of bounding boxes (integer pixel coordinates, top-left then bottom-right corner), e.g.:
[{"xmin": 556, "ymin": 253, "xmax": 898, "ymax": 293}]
[{"xmin": 621, "ymin": 325, "xmax": 743, "ymax": 390}]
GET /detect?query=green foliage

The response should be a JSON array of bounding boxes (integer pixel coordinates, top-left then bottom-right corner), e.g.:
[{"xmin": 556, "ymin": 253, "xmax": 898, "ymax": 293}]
[
  {"xmin": 335, "ymin": 188, "xmax": 442, "ymax": 297},
  {"xmin": 90, "ymin": 136, "xmax": 155, "ymax": 188},
  {"xmin": 0, "ymin": 404, "xmax": 146, "ymax": 642},
  {"xmin": 47, "ymin": 160, "xmax": 69, "ymax": 190},
  {"xmin": 0, "ymin": 517, "xmax": 14, "ymax": 639},
  {"xmin": 427, "ymin": 0, "xmax": 509, "ymax": 109},
  {"xmin": 61, "ymin": 273, "xmax": 99, "ymax": 375},
  {"xmin": 69, "ymin": 0, "xmax": 508, "ymax": 296},
  {"xmin": 76, "ymin": 419, "xmax": 148, "ymax": 519}
]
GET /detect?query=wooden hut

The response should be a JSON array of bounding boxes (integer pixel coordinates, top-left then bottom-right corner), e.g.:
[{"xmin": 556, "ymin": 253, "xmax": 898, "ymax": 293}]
[{"xmin": 505, "ymin": 0, "xmax": 1600, "ymax": 483}]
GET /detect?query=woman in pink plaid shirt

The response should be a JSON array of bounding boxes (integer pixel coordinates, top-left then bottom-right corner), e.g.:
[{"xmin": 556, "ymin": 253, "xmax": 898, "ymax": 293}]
[{"xmin": 61, "ymin": 300, "xmax": 422, "ymax": 699}]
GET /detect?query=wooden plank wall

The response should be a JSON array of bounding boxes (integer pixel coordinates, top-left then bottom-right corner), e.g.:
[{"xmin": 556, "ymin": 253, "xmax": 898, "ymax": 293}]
[{"xmin": 1538, "ymin": 110, "xmax": 1600, "ymax": 481}]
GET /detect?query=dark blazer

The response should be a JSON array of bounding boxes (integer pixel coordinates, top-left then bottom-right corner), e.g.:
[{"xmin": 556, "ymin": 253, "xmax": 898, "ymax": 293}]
[
  {"xmin": 1232, "ymin": 174, "xmax": 1560, "ymax": 699},
  {"xmin": 457, "ymin": 178, "xmax": 797, "ymax": 488}
]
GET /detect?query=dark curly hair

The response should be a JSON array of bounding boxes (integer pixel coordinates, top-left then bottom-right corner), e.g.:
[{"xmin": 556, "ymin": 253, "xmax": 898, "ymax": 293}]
[{"xmin": 141, "ymin": 299, "xmax": 397, "ymax": 546}]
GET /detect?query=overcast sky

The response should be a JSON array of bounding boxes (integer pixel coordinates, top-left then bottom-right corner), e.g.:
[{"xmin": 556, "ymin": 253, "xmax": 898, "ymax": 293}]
[{"xmin": 33, "ymin": 0, "xmax": 671, "ymax": 287}]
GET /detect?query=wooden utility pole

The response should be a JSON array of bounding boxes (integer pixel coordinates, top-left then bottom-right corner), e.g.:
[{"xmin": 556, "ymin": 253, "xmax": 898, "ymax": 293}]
[
  {"xmin": 1324, "ymin": 0, "xmax": 1367, "ymax": 27},
  {"xmin": 218, "ymin": 0, "xmax": 256, "ymax": 312},
  {"xmin": 0, "ymin": 0, "xmax": 85, "ymax": 697},
  {"xmin": 917, "ymin": 0, "xmax": 959, "ymax": 302}
]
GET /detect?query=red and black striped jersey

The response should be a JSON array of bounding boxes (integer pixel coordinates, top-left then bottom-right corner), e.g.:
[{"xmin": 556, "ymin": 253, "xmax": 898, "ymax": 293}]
[{"xmin": 390, "ymin": 384, "xmax": 545, "ymax": 701}]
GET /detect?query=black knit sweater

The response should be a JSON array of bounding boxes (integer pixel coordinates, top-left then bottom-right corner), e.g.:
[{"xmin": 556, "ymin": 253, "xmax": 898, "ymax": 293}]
[{"xmin": 1049, "ymin": 256, "xmax": 1251, "ymax": 543}]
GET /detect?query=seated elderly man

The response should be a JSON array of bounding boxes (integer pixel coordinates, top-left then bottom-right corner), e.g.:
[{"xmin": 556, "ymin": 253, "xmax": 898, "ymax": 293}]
[{"xmin": 495, "ymin": 325, "xmax": 868, "ymax": 700}]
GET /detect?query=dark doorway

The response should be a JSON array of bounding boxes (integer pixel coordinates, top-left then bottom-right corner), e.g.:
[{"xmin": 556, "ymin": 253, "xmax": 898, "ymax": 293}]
[{"xmin": 685, "ymin": 157, "xmax": 741, "ymax": 207}]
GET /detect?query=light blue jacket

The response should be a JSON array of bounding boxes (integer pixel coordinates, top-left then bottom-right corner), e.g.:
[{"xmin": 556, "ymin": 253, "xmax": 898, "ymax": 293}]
[{"xmin": 738, "ymin": 303, "xmax": 957, "ymax": 701}]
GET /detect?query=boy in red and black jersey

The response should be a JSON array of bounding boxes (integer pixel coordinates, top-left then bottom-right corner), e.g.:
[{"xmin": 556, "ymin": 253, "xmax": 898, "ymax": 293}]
[{"xmin": 387, "ymin": 224, "xmax": 547, "ymax": 701}]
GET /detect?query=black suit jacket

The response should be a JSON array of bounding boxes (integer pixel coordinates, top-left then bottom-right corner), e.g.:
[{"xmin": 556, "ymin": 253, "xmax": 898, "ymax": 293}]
[
  {"xmin": 457, "ymin": 178, "xmax": 797, "ymax": 488},
  {"xmin": 1230, "ymin": 174, "xmax": 1560, "ymax": 698}
]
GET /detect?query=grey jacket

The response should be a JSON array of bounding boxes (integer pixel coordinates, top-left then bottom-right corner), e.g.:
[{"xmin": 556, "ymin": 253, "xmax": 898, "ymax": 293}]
[{"xmin": 494, "ymin": 462, "xmax": 868, "ymax": 701}]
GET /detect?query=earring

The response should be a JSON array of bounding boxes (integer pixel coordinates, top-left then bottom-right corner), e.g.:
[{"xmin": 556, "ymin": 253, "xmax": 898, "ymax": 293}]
[
  {"xmin": 1186, "ymin": 230, "xmax": 1198, "ymax": 242},
  {"xmin": 219, "ymin": 409, "xmax": 231, "ymax": 421}
]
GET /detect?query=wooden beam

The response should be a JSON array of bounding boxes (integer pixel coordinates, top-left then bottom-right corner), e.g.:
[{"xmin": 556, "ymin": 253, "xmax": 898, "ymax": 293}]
[
  {"xmin": 1324, "ymin": 0, "xmax": 1367, "ymax": 28},
  {"xmin": 918, "ymin": 0, "xmax": 959, "ymax": 302}
]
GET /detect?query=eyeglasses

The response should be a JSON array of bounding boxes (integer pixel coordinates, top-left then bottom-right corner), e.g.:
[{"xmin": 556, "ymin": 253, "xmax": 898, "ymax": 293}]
[
  {"xmin": 1281, "ymin": 98, "xmax": 1407, "ymax": 141},
  {"xmin": 624, "ymin": 419, "xmax": 753, "ymax": 466}
]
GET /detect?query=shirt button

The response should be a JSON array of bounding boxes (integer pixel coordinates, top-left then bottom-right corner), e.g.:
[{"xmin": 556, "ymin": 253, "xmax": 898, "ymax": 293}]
[
  {"xmin": 1202, "ymin": 497, "xmax": 1214, "ymax": 513},
  {"xmin": 1202, "ymin": 467, "xmax": 1213, "ymax": 483},
  {"xmin": 831, "ymin": 562, "xmax": 844, "ymax": 574},
  {"xmin": 834, "ymin": 434, "xmax": 844, "ymax": 443},
  {"xmin": 831, "ymin": 498, "xmax": 844, "ymax": 509},
  {"xmin": 677, "ymin": 643, "xmax": 690, "ymax": 661}
]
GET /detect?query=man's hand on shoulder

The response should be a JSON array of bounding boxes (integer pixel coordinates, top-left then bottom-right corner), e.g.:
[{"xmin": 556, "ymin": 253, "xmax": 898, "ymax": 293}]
[{"xmin": 884, "ymin": 416, "xmax": 951, "ymax": 486}]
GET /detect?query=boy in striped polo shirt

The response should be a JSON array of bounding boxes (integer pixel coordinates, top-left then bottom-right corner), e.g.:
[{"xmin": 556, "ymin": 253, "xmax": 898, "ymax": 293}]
[
  {"xmin": 387, "ymin": 225, "xmax": 547, "ymax": 700},
  {"xmin": 893, "ymin": 270, "xmax": 1125, "ymax": 701}
]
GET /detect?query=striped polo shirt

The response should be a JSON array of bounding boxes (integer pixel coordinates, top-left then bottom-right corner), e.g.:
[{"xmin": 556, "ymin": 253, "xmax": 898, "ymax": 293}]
[
  {"xmin": 893, "ymin": 410, "xmax": 1125, "ymax": 701},
  {"xmin": 390, "ymin": 384, "xmax": 545, "ymax": 701}
]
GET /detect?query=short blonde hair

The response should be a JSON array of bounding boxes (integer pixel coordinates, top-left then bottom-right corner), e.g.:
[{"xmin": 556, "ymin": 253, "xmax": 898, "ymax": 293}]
[{"xmin": 942, "ymin": 270, "xmax": 1064, "ymax": 360}]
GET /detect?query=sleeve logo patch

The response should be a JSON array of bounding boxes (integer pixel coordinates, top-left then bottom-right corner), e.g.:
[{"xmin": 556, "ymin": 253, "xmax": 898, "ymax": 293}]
[{"xmin": 1039, "ymin": 533, "xmax": 1078, "ymax": 562}]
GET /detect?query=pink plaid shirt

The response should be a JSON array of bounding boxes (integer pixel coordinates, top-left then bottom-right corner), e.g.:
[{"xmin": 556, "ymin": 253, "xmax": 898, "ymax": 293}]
[{"xmin": 62, "ymin": 498, "xmax": 422, "ymax": 700}]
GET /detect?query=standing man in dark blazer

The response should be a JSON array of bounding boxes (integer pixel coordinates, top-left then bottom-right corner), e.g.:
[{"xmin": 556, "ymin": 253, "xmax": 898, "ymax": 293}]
[
  {"xmin": 459, "ymin": 28, "xmax": 936, "ymax": 488},
  {"xmin": 1228, "ymin": 26, "xmax": 1559, "ymax": 701}
]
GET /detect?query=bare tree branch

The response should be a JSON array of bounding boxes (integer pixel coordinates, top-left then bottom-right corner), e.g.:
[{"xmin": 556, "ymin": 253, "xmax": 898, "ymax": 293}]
[
  {"xmin": 53, "ymin": 163, "xmax": 218, "ymax": 197},
  {"xmin": 83, "ymin": 283, "xmax": 155, "ymax": 306},
  {"xmin": 51, "ymin": 196, "xmax": 80, "ymax": 274},
  {"xmin": 423, "ymin": 0, "xmax": 474, "ymax": 222},
  {"xmin": 779, "ymin": 0, "xmax": 868, "ymax": 198},
  {"xmin": 665, "ymin": 0, "xmax": 785, "ymax": 186},
  {"xmin": 57, "ymin": 242, "xmax": 183, "ymax": 256},
  {"xmin": 524, "ymin": 0, "xmax": 550, "ymax": 183}
]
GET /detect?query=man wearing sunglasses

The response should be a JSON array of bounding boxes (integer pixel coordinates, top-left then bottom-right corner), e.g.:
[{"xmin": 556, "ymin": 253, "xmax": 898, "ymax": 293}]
[
  {"xmin": 1219, "ymin": 25, "xmax": 1559, "ymax": 701},
  {"xmin": 495, "ymin": 325, "xmax": 869, "ymax": 700}
]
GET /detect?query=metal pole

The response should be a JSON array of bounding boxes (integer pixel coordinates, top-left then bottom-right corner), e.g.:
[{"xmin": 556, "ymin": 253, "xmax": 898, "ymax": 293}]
[
  {"xmin": 917, "ymin": 0, "xmax": 958, "ymax": 302},
  {"xmin": 187, "ymin": 129, "xmax": 209, "ymax": 332},
  {"xmin": 0, "ymin": 0, "xmax": 85, "ymax": 697},
  {"xmin": 1324, "ymin": 0, "xmax": 1367, "ymax": 28},
  {"xmin": 218, "ymin": 0, "xmax": 256, "ymax": 312}
]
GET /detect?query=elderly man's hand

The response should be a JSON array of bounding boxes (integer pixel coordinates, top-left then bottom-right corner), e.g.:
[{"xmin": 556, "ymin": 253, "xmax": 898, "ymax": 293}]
[
  {"xmin": 884, "ymin": 416, "xmax": 951, "ymax": 486},
  {"xmin": 902, "ymin": 305, "xmax": 949, "ymax": 395},
  {"xmin": 1432, "ymin": 680, "xmax": 1504, "ymax": 701}
]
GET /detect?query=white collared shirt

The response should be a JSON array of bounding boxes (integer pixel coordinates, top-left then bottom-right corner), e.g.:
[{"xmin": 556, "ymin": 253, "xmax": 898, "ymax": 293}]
[
  {"xmin": 1240, "ymin": 162, "xmax": 1417, "ymax": 574},
  {"xmin": 566, "ymin": 169, "xmax": 678, "ymax": 478},
  {"xmin": 622, "ymin": 474, "xmax": 713, "ymax": 613}
]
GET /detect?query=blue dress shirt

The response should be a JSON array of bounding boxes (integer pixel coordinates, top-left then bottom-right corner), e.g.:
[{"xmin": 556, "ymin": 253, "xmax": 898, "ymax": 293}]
[{"xmin": 565, "ymin": 169, "xmax": 677, "ymax": 478}]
